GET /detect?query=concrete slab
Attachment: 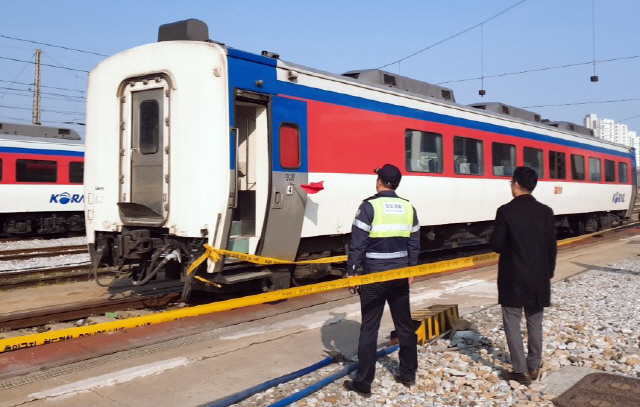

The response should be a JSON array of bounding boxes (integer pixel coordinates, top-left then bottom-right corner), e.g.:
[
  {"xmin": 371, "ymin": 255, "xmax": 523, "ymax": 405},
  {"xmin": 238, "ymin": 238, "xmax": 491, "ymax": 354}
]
[{"xmin": 542, "ymin": 366, "xmax": 602, "ymax": 396}]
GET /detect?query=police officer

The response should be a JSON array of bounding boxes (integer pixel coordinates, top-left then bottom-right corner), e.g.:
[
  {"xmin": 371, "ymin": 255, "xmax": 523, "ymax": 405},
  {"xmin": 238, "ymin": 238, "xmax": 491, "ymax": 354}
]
[{"xmin": 343, "ymin": 164, "xmax": 420, "ymax": 398}]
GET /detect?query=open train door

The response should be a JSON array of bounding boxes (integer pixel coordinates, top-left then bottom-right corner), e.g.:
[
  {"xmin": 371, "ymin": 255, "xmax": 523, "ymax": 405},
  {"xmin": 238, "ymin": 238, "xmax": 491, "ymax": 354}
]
[{"xmin": 257, "ymin": 96, "xmax": 308, "ymax": 260}]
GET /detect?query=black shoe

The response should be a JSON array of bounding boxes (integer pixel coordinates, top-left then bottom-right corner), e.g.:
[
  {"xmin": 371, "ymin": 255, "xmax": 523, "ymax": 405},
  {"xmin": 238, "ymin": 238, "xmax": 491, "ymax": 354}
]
[
  {"xmin": 343, "ymin": 379, "xmax": 371, "ymax": 398},
  {"xmin": 502, "ymin": 371, "xmax": 532, "ymax": 386},
  {"xmin": 528, "ymin": 368, "xmax": 540, "ymax": 381},
  {"xmin": 394, "ymin": 375, "xmax": 416, "ymax": 387}
]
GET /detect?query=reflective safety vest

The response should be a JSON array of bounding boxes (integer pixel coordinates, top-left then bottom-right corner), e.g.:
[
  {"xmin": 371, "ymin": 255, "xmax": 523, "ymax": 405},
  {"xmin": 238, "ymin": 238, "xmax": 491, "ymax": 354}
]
[{"xmin": 369, "ymin": 197, "xmax": 414, "ymax": 238}]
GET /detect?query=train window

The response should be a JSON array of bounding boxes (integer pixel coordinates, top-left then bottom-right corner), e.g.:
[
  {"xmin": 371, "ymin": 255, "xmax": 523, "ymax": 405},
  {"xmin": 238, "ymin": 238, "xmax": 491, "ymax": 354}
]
[
  {"xmin": 16, "ymin": 159, "xmax": 57, "ymax": 182},
  {"xmin": 280, "ymin": 123, "xmax": 300, "ymax": 169},
  {"xmin": 589, "ymin": 157, "xmax": 601, "ymax": 181},
  {"xmin": 454, "ymin": 136, "xmax": 483, "ymax": 175},
  {"xmin": 139, "ymin": 100, "xmax": 159, "ymax": 154},
  {"xmin": 604, "ymin": 160, "xmax": 616, "ymax": 182},
  {"xmin": 619, "ymin": 162, "xmax": 628, "ymax": 183},
  {"xmin": 492, "ymin": 143, "xmax": 516, "ymax": 176},
  {"xmin": 69, "ymin": 162, "xmax": 84, "ymax": 183},
  {"xmin": 571, "ymin": 154, "xmax": 585, "ymax": 181},
  {"xmin": 549, "ymin": 151, "xmax": 566, "ymax": 179},
  {"xmin": 405, "ymin": 130, "xmax": 443, "ymax": 173},
  {"xmin": 523, "ymin": 147, "xmax": 544, "ymax": 178}
]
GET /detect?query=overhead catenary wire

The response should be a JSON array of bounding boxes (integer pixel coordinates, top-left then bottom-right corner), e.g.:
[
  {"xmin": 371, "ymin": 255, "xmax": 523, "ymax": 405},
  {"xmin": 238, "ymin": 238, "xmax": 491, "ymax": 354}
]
[
  {"xmin": 0, "ymin": 78, "xmax": 84, "ymax": 95},
  {"xmin": 378, "ymin": 0, "xmax": 526, "ymax": 69},
  {"xmin": 0, "ymin": 56, "xmax": 89, "ymax": 74},
  {"xmin": 0, "ymin": 33, "xmax": 107, "ymax": 57},
  {"xmin": 438, "ymin": 54, "xmax": 640, "ymax": 85},
  {"xmin": 523, "ymin": 98, "xmax": 640, "ymax": 109},
  {"xmin": 0, "ymin": 103, "xmax": 85, "ymax": 116}
]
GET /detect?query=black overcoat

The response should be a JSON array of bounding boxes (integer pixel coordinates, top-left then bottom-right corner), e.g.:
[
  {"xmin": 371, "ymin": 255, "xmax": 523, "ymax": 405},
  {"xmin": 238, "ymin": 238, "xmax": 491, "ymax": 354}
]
[{"xmin": 490, "ymin": 194, "xmax": 557, "ymax": 308}]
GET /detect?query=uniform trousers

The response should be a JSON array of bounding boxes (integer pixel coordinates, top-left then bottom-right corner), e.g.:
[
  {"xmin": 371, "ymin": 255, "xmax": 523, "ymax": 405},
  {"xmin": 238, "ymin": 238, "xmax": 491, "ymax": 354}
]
[
  {"xmin": 502, "ymin": 306, "xmax": 544, "ymax": 374},
  {"xmin": 354, "ymin": 278, "xmax": 417, "ymax": 391}
]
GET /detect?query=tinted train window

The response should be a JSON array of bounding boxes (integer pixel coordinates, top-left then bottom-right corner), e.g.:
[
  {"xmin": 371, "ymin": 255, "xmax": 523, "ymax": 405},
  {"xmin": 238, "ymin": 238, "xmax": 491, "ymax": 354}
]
[
  {"xmin": 280, "ymin": 123, "xmax": 300, "ymax": 169},
  {"xmin": 139, "ymin": 100, "xmax": 159, "ymax": 154},
  {"xmin": 604, "ymin": 160, "xmax": 616, "ymax": 182},
  {"xmin": 589, "ymin": 158, "xmax": 601, "ymax": 181},
  {"xmin": 454, "ymin": 136, "xmax": 483, "ymax": 175},
  {"xmin": 405, "ymin": 130, "xmax": 443, "ymax": 173},
  {"xmin": 16, "ymin": 159, "xmax": 57, "ymax": 182},
  {"xmin": 69, "ymin": 162, "xmax": 84, "ymax": 183},
  {"xmin": 549, "ymin": 151, "xmax": 566, "ymax": 179},
  {"xmin": 523, "ymin": 147, "xmax": 544, "ymax": 178},
  {"xmin": 492, "ymin": 143, "xmax": 516, "ymax": 176},
  {"xmin": 619, "ymin": 162, "xmax": 628, "ymax": 183},
  {"xmin": 571, "ymin": 154, "xmax": 585, "ymax": 180}
]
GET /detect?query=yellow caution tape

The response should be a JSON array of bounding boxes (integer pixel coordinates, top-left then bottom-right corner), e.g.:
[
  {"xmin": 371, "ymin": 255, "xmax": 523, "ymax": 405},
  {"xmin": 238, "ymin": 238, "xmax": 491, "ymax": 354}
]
[
  {"xmin": 186, "ymin": 244, "xmax": 347, "ymax": 275},
  {"xmin": 0, "ymin": 251, "xmax": 497, "ymax": 354}
]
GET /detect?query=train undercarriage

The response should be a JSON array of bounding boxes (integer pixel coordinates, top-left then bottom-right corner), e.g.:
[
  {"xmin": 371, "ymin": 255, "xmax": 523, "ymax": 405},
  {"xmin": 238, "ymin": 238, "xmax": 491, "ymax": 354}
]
[
  {"xmin": 0, "ymin": 212, "xmax": 85, "ymax": 237},
  {"xmin": 90, "ymin": 209, "xmax": 629, "ymax": 301}
]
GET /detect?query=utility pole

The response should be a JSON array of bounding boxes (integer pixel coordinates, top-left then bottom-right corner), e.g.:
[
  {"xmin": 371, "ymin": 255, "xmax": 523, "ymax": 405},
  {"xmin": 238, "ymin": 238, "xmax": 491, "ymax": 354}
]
[{"xmin": 32, "ymin": 49, "xmax": 41, "ymax": 125}]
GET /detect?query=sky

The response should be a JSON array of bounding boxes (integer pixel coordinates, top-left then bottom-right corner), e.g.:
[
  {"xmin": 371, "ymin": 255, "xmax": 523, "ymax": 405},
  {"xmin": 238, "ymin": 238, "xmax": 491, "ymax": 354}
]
[{"xmin": 1, "ymin": 0, "xmax": 639, "ymax": 139}]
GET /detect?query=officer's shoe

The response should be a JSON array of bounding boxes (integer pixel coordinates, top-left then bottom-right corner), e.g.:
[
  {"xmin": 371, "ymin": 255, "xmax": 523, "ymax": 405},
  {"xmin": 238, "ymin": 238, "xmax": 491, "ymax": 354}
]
[
  {"xmin": 343, "ymin": 380, "xmax": 372, "ymax": 398},
  {"xmin": 501, "ymin": 371, "xmax": 532, "ymax": 386},
  {"xmin": 394, "ymin": 374, "xmax": 416, "ymax": 387}
]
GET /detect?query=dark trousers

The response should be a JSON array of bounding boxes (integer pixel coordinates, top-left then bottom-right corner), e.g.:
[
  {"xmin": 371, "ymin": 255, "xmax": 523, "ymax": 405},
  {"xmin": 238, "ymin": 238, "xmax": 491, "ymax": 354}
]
[
  {"xmin": 355, "ymin": 279, "xmax": 417, "ymax": 391},
  {"xmin": 502, "ymin": 306, "xmax": 544, "ymax": 374}
]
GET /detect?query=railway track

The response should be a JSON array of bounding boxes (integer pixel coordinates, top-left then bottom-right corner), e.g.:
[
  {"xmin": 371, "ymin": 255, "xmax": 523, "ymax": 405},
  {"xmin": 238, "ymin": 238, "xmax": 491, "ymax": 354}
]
[
  {"xmin": 0, "ymin": 290, "xmax": 182, "ymax": 331},
  {"xmin": 0, "ymin": 245, "xmax": 87, "ymax": 262},
  {"xmin": 0, "ymin": 263, "xmax": 95, "ymax": 289}
]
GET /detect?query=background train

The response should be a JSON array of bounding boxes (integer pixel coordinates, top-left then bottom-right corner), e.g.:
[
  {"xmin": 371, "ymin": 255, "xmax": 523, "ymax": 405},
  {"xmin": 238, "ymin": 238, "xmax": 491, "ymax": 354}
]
[
  {"xmin": 0, "ymin": 122, "xmax": 85, "ymax": 236},
  {"xmin": 84, "ymin": 19, "xmax": 636, "ymax": 297}
]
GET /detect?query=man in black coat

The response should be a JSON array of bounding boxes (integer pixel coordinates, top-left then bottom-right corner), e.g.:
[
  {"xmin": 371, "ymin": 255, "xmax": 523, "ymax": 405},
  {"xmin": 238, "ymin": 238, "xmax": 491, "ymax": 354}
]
[{"xmin": 490, "ymin": 166, "xmax": 557, "ymax": 385}]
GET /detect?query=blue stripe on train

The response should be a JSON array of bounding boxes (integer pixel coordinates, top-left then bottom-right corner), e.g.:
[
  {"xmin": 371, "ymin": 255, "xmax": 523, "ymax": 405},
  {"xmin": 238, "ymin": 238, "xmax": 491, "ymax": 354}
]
[{"xmin": 0, "ymin": 147, "xmax": 84, "ymax": 157}]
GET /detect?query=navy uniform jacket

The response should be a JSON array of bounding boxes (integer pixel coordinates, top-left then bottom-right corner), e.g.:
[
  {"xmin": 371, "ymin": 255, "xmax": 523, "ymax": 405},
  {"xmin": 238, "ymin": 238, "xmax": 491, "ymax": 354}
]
[
  {"xmin": 490, "ymin": 194, "xmax": 557, "ymax": 308},
  {"xmin": 347, "ymin": 190, "xmax": 420, "ymax": 276}
]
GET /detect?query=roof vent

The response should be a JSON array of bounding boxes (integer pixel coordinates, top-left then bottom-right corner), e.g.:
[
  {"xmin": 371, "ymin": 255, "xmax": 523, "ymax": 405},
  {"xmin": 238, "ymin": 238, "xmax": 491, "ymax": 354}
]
[
  {"xmin": 469, "ymin": 102, "xmax": 542, "ymax": 123},
  {"xmin": 158, "ymin": 19, "xmax": 209, "ymax": 42},
  {"xmin": 341, "ymin": 69, "xmax": 455, "ymax": 102},
  {"xmin": 545, "ymin": 121, "xmax": 594, "ymax": 136},
  {"xmin": 261, "ymin": 50, "xmax": 280, "ymax": 59}
]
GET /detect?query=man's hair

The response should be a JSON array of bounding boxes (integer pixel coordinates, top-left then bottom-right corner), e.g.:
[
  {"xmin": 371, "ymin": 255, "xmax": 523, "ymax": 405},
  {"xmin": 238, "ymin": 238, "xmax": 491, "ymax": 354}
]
[
  {"xmin": 377, "ymin": 177, "xmax": 399, "ymax": 190},
  {"xmin": 512, "ymin": 166, "xmax": 538, "ymax": 192}
]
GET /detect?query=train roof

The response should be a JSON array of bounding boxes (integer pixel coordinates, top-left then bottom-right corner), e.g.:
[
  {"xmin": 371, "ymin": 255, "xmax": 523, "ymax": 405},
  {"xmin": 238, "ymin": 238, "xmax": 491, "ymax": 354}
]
[
  {"xmin": 151, "ymin": 19, "xmax": 628, "ymax": 153},
  {"xmin": 0, "ymin": 122, "xmax": 81, "ymax": 141}
]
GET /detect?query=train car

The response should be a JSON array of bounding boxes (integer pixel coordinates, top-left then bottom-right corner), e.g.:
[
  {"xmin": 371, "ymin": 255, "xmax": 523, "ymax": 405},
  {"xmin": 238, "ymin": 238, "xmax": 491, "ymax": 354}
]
[
  {"xmin": 0, "ymin": 122, "xmax": 85, "ymax": 236},
  {"xmin": 84, "ymin": 19, "xmax": 636, "ymax": 296}
]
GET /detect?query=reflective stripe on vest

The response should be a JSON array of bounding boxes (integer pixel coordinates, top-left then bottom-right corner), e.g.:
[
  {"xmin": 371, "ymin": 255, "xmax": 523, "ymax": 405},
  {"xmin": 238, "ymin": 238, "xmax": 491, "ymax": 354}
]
[
  {"xmin": 366, "ymin": 250, "xmax": 408, "ymax": 259},
  {"xmin": 369, "ymin": 197, "xmax": 414, "ymax": 238}
]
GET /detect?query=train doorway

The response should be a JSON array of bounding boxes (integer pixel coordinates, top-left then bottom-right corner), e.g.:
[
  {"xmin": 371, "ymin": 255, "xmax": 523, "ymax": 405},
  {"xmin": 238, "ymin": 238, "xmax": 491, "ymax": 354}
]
[{"xmin": 228, "ymin": 92, "xmax": 269, "ymax": 255}]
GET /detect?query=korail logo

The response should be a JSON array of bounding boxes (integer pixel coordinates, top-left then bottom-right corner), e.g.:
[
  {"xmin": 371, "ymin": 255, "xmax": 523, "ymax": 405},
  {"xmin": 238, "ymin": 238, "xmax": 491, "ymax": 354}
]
[
  {"xmin": 50, "ymin": 192, "xmax": 84, "ymax": 205},
  {"xmin": 612, "ymin": 192, "xmax": 625, "ymax": 204}
]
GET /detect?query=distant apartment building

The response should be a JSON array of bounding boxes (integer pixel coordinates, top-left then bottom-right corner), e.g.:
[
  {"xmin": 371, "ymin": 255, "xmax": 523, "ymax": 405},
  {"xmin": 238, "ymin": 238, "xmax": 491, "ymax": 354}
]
[{"xmin": 585, "ymin": 113, "xmax": 638, "ymax": 165}]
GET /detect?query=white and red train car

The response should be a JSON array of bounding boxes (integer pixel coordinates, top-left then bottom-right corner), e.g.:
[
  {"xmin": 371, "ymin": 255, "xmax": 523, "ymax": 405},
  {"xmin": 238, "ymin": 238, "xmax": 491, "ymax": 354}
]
[
  {"xmin": 84, "ymin": 20, "xmax": 636, "ymax": 295},
  {"xmin": 0, "ymin": 122, "xmax": 84, "ymax": 236}
]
